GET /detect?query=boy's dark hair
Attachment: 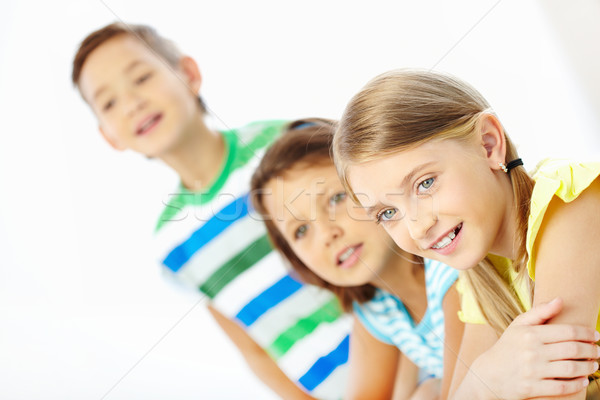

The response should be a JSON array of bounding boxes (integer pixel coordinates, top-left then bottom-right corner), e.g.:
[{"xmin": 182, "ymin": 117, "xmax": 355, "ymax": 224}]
[
  {"xmin": 72, "ymin": 22, "xmax": 206, "ymax": 111},
  {"xmin": 250, "ymin": 118, "xmax": 376, "ymax": 312}
]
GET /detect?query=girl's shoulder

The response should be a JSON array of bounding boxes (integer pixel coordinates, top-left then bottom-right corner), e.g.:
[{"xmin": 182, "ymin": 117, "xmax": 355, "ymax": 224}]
[{"xmin": 527, "ymin": 158, "xmax": 600, "ymax": 278}]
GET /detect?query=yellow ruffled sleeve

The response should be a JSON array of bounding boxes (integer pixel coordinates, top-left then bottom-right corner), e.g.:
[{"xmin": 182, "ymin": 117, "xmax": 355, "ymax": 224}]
[
  {"xmin": 456, "ymin": 275, "xmax": 487, "ymax": 324},
  {"xmin": 526, "ymin": 159, "xmax": 600, "ymax": 280}
]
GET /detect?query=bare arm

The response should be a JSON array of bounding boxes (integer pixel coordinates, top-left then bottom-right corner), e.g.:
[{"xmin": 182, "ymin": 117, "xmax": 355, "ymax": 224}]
[
  {"xmin": 346, "ymin": 314, "xmax": 400, "ymax": 400},
  {"xmin": 448, "ymin": 321, "xmax": 498, "ymax": 400},
  {"xmin": 391, "ymin": 353, "xmax": 420, "ymax": 400},
  {"xmin": 530, "ymin": 178, "xmax": 600, "ymax": 399},
  {"xmin": 449, "ymin": 299, "xmax": 597, "ymax": 400},
  {"xmin": 207, "ymin": 305, "xmax": 315, "ymax": 400},
  {"xmin": 440, "ymin": 284, "xmax": 465, "ymax": 400}
]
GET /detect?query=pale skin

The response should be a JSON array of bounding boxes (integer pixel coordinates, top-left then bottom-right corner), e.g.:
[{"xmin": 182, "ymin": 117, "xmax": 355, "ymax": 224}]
[
  {"xmin": 347, "ymin": 114, "xmax": 600, "ymax": 399},
  {"xmin": 262, "ymin": 163, "xmax": 464, "ymax": 399},
  {"xmin": 78, "ymin": 34, "xmax": 318, "ymax": 399}
]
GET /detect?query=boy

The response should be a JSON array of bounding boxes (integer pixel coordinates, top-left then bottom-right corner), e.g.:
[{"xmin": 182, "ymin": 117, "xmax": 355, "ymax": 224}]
[{"xmin": 72, "ymin": 22, "xmax": 351, "ymax": 399}]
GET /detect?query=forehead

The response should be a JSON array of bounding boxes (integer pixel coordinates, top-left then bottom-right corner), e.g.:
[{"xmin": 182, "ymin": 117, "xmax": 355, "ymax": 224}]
[
  {"xmin": 78, "ymin": 34, "xmax": 165, "ymax": 102},
  {"xmin": 262, "ymin": 163, "xmax": 339, "ymax": 217}
]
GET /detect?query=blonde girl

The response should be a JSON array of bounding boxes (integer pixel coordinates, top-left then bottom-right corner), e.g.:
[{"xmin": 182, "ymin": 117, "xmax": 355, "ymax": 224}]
[
  {"xmin": 332, "ymin": 69, "xmax": 600, "ymax": 400},
  {"xmin": 251, "ymin": 119, "xmax": 465, "ymax": 399}
]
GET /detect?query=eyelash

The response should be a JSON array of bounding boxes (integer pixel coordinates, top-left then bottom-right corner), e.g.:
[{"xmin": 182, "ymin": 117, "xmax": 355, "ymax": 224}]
[
  {"xmin": 375, "ymin": 208, "xmax": 397, "ymax": 225},
  {"xmin": 136, "ymin": 72, "xmax": 152, "ymax": 85},
  {"xmin": 294, "ymin": 224, "xmax": 308, "ymax": 240},
  {"xmin": 329, "ymin": 191, "xmax": 346, "ymax": 206},
  {"xmin": 103, "ymin": 99, "xmax": 115, "ymax": 111},
  {"xmin": 416, "ymin": 177, "xmax": 435, "ymax": 194}
]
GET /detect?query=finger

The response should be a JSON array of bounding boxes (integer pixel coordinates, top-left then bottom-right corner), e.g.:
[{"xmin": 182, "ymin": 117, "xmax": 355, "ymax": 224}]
[
  {"xmin": 544, "ymin": 360, "xmax": 599, "ymax": 380},
  {"xmin": 544, "ymin": 341, "xmax": 600, "ymax": 362},
  {"xmin": 512, "ymin": 297, "xmax": 563, "ymax": 326},
  {"xmin": 527, "ymin": 377, "xmax": 589, "ymax": 398},
  {"xmin": 532, "ymin": 324, "xmax": 600, "ymax": 344}
]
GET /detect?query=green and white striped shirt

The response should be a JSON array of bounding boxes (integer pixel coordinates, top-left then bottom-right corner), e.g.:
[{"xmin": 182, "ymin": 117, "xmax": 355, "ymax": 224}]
[{"xmin": 154, "ymin": 120, "xmax": 351, "ymax": 399}]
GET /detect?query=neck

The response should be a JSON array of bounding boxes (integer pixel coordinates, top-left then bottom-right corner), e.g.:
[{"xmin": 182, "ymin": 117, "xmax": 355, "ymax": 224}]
[
  {"xmin": 490, "ymin": 173, "xmax": 520, "ymax": 260},
  {"xmin": 371, "ymin": 248, "xmax": 426, "ymax": 307},
  {"xmin": 160, "ymin": 114, "xmax": 225, "ymax": 192}
]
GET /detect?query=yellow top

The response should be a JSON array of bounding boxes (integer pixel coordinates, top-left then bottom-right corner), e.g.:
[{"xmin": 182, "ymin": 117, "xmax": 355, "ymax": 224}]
[
  {"xmin": 458, "ymin": 159, "xmax": 600, "ymax": 329},
  {"xmin": 457, "ymin": 254, "xmax": 530, "ymax": 324}
]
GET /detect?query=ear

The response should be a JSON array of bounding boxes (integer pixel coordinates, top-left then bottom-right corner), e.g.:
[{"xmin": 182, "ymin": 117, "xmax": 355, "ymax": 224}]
[
  {"xmin": 99, "ymin": 125, "xmax": 126, "ymax": 151},
  {"xmin": 178, "ymin": 56, "xmax": 202, "ymax": 94},
  {"xmin": 479, "ymin": 114, "xmax": 507, "ymax": 171}
]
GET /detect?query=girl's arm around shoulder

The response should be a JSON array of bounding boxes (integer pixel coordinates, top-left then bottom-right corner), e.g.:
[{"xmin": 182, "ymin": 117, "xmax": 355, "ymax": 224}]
[
  {"xmin": 207, "ymin": 305, "xmax": 316, "ymax": 400},
  {"xmin": 346, "ymin": 314, "xmax": 401, "ymax": 400},
  {"xmin": 440, "ymin": 283, "xmax": 464, "ymax": 400},
  {"xmin": 531, "ymin": 177, "xmax": 600, "ymax": 399},
  {"xmin": 448, "ymin": 299, "xmax": 597, "ymax": 400}
]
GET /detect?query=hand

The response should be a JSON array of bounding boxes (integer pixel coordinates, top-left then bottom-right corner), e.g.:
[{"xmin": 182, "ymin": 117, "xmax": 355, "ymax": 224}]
[{"xmin": 468, "ymin": 298, "xmax": 599, "ymax": 399}]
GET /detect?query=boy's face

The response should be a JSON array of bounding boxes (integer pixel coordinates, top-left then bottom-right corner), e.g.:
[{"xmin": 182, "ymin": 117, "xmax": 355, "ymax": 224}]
[{"xmin": 78, "ymin": 34, "xmax": 201, "ymax": 158}]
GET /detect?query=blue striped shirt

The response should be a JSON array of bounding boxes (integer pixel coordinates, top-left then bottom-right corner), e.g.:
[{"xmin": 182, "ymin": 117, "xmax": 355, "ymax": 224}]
[{"xmin": 353, "ymin": 259, "xmax": 458, "ymax": 377}]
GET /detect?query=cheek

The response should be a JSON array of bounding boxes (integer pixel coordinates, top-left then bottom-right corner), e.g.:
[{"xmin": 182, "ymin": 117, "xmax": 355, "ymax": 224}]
[
  {"xmin": 384, "ymin": 223, "xmax": 416, "ymax": 251},
  {"xmin": 291, "ymin": 241, "xmax": 322, "ymax": 270}
]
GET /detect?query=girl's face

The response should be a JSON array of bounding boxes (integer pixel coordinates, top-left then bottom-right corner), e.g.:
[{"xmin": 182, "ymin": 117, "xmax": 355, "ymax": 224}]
[
  {"xmin": 346, "ymin": 132, "xmax": 511, "ymax": 271},
  {"xmin": 262, "ymin": 163, "xmax": 397, "ymax": 287}
]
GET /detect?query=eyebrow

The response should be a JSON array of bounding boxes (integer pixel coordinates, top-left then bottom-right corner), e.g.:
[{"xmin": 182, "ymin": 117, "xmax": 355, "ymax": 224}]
[
  {"xmin": 92, "ymin": 60, "xmax": 146, "ymax": 101},
  {"xmin": 364, "ymin": 161, "xmax": 437, "ymax": 218}
]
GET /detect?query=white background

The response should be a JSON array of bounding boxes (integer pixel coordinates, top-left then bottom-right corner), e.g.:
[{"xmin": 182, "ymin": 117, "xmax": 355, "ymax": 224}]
[{"xmin": 1, "ymin": 1, "xmax": 599, "ymax": 399}]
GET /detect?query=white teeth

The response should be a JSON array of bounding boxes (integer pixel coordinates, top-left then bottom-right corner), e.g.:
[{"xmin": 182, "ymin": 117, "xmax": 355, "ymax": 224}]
[
  {"xmin": 432, "ymin": 224, "xmax": 461, "ymax": 249},
  {"xmin": 339, "ymin": 247, "xmax": 355, "ymax": 263},
  {"xmin": 433, "ymin": 236, "xmax": 452, "ymax": 249},
  {"xmin": 140, "ymin": 116, "xmax": 158, "ymax": 133}
]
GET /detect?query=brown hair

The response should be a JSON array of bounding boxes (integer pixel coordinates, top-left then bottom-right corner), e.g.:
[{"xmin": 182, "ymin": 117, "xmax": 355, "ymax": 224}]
[
  {"xmin": 250, "ymin": 118, "xmax": 376, "ymax": 312},
  {"xmin": 333, "ymin": 69, "xmax": 534, "ymax": 333},
  {"xmin": 72, "ymin": 22, "xmax": 206, "ymax": 111}
]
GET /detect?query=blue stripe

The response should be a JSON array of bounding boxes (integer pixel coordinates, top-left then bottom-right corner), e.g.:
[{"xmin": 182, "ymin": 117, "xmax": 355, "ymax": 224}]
[
  {"xmin": 235, "ymin": 275, "xmax": 302, "ymax": 327},
  {"xmin": 298, "ymin": 334, "xmax": 350, "ymax": 392},
  {"xmin": 162, "ymin": 194, "xmax": 250, "ymax": 272},
  {"xmin": 353, "ymin": 304, "xmax": 394, "ymax": 345}
]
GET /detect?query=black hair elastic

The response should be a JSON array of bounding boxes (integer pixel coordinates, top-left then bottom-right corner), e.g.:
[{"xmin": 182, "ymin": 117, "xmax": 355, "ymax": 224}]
[{"xmin": 506, "ymin": 158, "xmax": 523, "ymax": 172}]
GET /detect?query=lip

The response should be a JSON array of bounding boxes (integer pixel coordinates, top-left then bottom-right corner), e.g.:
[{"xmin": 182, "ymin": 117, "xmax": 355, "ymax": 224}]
[
  {"xmin": 429, "ymin": 223, "xmax": 462, "ymax": 256},
  {"xmin": 135, "ymin": 113, "xmax": 163, "ymax": 136},
  {"xmin": 336, "ymin": 243, "xmax": 364, "ymax": 270}
]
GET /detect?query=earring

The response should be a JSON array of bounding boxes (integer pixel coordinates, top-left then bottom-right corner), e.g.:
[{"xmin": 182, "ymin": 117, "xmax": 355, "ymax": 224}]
[{"xmin": 498, "ymin": 162, "xmax": 508, "ymax": 173}]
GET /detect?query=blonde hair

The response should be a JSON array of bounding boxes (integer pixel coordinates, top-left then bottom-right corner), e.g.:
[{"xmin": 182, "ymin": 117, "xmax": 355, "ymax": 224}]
[{"xmin": 333, "ymin": 69, "xmax": 534, "ymax": 334}]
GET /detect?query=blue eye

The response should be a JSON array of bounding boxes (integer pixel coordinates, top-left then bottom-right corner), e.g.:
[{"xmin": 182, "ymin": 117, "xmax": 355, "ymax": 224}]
[
  {"xmin": 294, "ymin": 224, "xmax": 308, "ymax": 239},
  {"xmin": 329, "ymin": 192, "xmax": 346, "ymax": 206},
  {"xmin": 418, "ymin": 178, "xmax": 435, "ymax": 192},
  {"xmin": 376, "ymin": 208, "xmax": 397, "ymax": 223}
]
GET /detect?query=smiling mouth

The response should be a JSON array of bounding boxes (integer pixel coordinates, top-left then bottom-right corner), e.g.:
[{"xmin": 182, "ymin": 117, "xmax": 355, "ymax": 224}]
[
  {"xmin": 137, "ymin": 114, "xmax": 162, "ymax": 135},
  {"xmin": 337, "ymin": 244, "xmax": 363, "ymax": 268},
  {"xmin": 431, "ymin": 223, "xmax": 462, "ymax": 250}
]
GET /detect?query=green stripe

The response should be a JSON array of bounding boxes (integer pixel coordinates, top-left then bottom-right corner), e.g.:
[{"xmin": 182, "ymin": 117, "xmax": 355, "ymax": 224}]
[
  {"xmin": 267, "ymin": 296, "xmax": 343, "ymax": 359},
  {"xmin": 155, "ymin": 131, "xmax": 238, "ymax": 232},
  {"xmin": 155, "ymin": 120, "xmax": 287, "ymax": 232},
  {"xmin": 199, "ymin": 235, "xmax": 272, "ymax": 299},
  {"xmin": 232, "ymin": 120, "xmax": 287, "ymax": 171}
]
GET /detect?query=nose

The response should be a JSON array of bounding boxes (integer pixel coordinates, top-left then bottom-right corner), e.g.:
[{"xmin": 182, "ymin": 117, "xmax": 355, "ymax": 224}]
[
  {"xmin": 124, "ymin": 90, "xmax": 146, "ymax": 117},
  {"xmin": 405, "ymin": 202, "xmax": 436, "ymax": 242},
  {"xmin": 320, "ymin": 221, "xmax": 343, "ymax": 247}
]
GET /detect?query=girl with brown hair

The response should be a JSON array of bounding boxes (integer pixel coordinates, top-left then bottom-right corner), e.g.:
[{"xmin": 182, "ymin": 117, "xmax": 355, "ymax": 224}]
[{"xmin": 251, "ymin": 119, "xmax": 465, "ymax": 399}]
